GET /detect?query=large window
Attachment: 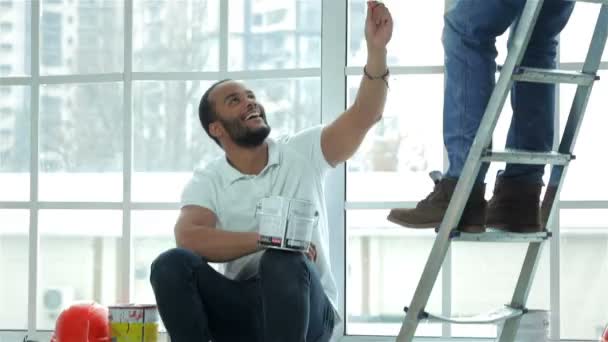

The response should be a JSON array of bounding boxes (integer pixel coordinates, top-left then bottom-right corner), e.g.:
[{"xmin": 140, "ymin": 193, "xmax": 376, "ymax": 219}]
[
  {"xmin": 1, "ymin": 0, "xmax": 607, "ymax": 340},
  {"xmin": 0, "ymin": 0, "xmax": 321, "ymax": 339},
  {"xmin": 344, "ymin": 0, "xmax": 608, "ymax": 341}
]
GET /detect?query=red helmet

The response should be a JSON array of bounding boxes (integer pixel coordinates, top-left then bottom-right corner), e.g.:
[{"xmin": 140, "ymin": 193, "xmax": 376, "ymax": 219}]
[{"xmin": 50, "ymin": 302, "xmax": 110, "ymax": 342}]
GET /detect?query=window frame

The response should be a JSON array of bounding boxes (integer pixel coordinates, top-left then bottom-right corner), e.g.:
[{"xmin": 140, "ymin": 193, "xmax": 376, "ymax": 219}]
[{"xmin": 0, "ymin": 0, "xmax": 607, "ymax": 340}]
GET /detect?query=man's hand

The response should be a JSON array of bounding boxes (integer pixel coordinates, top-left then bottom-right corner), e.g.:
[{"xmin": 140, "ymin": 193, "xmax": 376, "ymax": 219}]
[
  {"xmin": 305, "ymin": 243, "xmax": 317, "ymax": 263},
  {"xmin": 365, "ymin": 1, "xmax": 393, "ymax": 51}
]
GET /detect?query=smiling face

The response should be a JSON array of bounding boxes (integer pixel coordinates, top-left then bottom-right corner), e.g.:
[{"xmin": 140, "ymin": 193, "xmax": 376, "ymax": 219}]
[{"xmin": 208, "ymin": 81, "xmax": 271, "ymax": 148}]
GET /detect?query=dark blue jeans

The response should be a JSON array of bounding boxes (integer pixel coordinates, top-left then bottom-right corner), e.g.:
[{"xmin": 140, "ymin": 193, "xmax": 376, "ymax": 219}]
[
  {"xmin": 442, "ymin": 0, "xmax": 574, "ymax": 184},
  {"xmin": 150, "ymin": 248, "xmax": 335, "ymax": 342}
]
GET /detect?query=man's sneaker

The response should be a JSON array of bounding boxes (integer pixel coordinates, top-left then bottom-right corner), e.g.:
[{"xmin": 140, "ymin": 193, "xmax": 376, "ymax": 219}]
[
  {"xmin": 486, "ymin": 176, "xmax": 542, "ymax": 233},
  {"xmin": 387, "ymin": 171, "xmax": 487, "ymax": 233}
]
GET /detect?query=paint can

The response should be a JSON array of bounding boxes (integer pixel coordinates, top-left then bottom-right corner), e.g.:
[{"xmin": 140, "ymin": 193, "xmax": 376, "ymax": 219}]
[
  {"xmin": 109, "ymin": 304, "xmax": 159, "ymax": 342},
  {"xmin": 256, "ymin": 196, "xmax": 317, "ymax": 252}
]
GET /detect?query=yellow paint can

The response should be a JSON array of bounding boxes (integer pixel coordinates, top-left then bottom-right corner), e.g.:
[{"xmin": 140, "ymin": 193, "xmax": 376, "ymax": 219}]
[{"xmin": 109, "ymin": 304, "xmax": 159, "ymax": 342}]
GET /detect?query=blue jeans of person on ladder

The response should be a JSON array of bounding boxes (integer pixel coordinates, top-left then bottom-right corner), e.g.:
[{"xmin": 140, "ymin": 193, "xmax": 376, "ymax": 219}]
[
  {"xmin": 443, "ymin": 0, "xmax": 574, "ymax": 184},
  {"xmin": 388, "ymin": 0, "xmax": 575, "ymax": 232},
  {"xmin": 149, "ymin": 248, "xmax": 335, "ymax": 342}
]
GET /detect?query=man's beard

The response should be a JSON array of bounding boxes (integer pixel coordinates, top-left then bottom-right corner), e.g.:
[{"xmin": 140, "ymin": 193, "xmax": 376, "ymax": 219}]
[{"xmin": 218, "ymin": 109, "xmax": 271, "ymax": 148}]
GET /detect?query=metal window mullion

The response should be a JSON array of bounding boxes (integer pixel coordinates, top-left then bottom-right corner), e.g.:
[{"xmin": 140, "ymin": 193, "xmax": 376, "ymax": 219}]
[
  {"xmin": 0, "ymin": 76, "xmax": 31, "ymax": 85},
  {"xmin": 508, "ymin": 61, "xmax": 607, "ymax": 71},
  {"xmin": 321, "ymin": 0, "xmax": 347, "ymax": 338},
  {"xmin": 0, "ymin": 202, "xmax": 31, "ymax": 209},
  {"xmin": 0, "ymin": 201, "xmax": 183, "ymax": 210},
  {"xmin": 130, "ymin": 202, "xmax": 181, "ymax": 210},
  {"xmin": 550, "ymin": 40, "xmax": 563, "ymax": 341},
  {"xmin": 132, "ymin": 69, "xmax": 320, "ymax": 81},
  {"xmin": 344, "ymin": 200, "xmax": 608, "ymax": 210},
  {"xmin": 219, "ymin": 0, "xmax": 228, "ymax": 73},
  {"xmin": 559, "ymin": 200, "xmax": 608, "ymax": 208},
  {"xmin": 38, "ymin": 73, "xmax": 124, "ymax": 84},
  {"xmin": 339, "ymin": 336, "xmax": 496, "ymax": 342},
  {"xmin": 344, "ymin": 201, "xmax": 419, "ymax": 210},
  {"xmin": 119, "ymin": 0, "xmax": 134, "ymax": 304},
  {"xmin": 28, "ymin": 0, "xmax": 40, "ymax": 335},
  {"xmin": 559, "ymin": 61, "xmax": 607, "ymax": 70},
  {"xmin": 550, "ymin": 203, "xmax": 561, "ymax": 340},
  {"xmin": 38, "ymin": 202, "xmax": 123, "ymax": 210},
  {"xmin": 441, "ymin": 245, "xmax": 452, "ymax": 337},
  {"xmin": 441, "ymin": 2, "xmax": 453, "ymax": 337},
  {"xmin": 345, "ymin": 65, "xmax": 444, "ymax": 76},
  {"xmin": 2, "ymin": 70, "xmax": 326, "ymax": 85}
]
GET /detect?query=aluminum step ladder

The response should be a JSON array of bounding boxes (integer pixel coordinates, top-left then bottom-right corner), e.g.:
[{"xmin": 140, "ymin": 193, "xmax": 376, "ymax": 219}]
[{"xmin": 396, "ymin": 1, "xmax": 608, "ymax": 341}]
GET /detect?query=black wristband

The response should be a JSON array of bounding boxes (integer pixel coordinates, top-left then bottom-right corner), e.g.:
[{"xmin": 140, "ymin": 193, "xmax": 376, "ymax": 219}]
[{"xmin": 363, "ymin": 66, "xmax": 390, "ymax": 87}]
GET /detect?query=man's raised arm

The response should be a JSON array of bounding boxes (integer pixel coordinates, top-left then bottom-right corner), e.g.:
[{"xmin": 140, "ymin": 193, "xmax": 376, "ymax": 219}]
[{"xmin": 321, "ymin": 1, "xmax": 393, "ymax": 167}]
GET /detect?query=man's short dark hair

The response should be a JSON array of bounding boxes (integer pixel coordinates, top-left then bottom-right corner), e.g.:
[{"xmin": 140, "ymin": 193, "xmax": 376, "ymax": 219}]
[{"xmin": 198, "ymin": 79, "xmax": 232, "ymax": 146}]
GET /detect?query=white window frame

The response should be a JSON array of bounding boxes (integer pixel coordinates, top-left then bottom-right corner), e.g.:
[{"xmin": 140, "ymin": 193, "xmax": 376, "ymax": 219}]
[{"xmin": 0, "ymin": 0, "xmax": 607, "ymax": 341}]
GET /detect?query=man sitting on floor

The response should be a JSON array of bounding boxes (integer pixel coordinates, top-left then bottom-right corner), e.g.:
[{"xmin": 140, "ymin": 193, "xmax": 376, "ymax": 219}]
[{"xmin": 149, "ymin": 2, "xmax": 393, "ymax": 341}]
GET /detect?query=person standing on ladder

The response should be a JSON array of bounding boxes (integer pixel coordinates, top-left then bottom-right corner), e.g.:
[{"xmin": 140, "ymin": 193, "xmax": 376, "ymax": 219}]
[{"xmin": 389, "ymin": 0, "xmax": 575, "ymax": 233}]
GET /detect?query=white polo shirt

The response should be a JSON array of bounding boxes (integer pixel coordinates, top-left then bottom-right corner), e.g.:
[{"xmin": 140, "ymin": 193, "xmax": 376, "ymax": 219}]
[{"xmin": 181, "ymin": 125, "xmax": 339, "ymax": 320}]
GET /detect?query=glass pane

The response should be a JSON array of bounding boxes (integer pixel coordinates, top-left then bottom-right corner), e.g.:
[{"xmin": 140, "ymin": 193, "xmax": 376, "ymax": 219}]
[
  {"xmin": 39, "ymin": 83, "xmax": 123, "ymax": 201},
  {"xmin": 132, "ymin": 81, "xmax": 218, "ymax": 202},
  {"xmin": 38, "ymin": 210, "xmax": 121, "ymax": 330},
  {"xmin": 0, "ymin": 86, "xmax": 30, "ymax": 201},
  {"xmin": 248, "ymin": 78, "xmax": 320, "ymax": 136},
  {"xmin": 348, "ymin": 0, "xmax": 443, "ymax": 67},
  {"xmin": 346, "ymin": 74, "xmax": 443, "ymax": 202},
  {"xmin": 132, "ymin": 78, "xmax": 320, "ymax": 202},
  {"xmin": 133, "ymin": 0, "xmax": 219, "ymax": 72},
  {"xmin": 0, "ymin": 209, "xmax": 29, "ymax": 329},
  {"xmin": 40, "ymin": 0, "xmax": 124, "ymax": 75},
  {"xmin": 560, "ymin": 209, "xmax": 608, "ymax": 340},
  {"xmin": 451, "ymin": 242, "xmax": 549, "ymax": 338},
  {"xmin": 346, "ymin": 210, "xmax": 441, "ymax": 337},
  {"xmin": 559, "ymin": 2, "xmax": 608, "ymax": 63},
  {"xmin": 229, "ymin": 0, "xmax": 322, "ymax": 70},
  {"xmin": 132, "ymin": 210, "xmax": 177, "ymax": 305},
  {"xmin": 0, "ymin": 0, "xmax": 31, "ymax": 76},
  {"xmin": 560, "ymin": 71, "xmax": 607, "ymax": 200}
]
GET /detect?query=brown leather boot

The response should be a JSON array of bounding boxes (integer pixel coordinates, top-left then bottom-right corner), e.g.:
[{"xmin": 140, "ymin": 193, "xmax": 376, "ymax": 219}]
[
  {"xmin": 387, "ymin": 172, "xmax": 487, "ymax": 233},
  {"xmin": 486, "ymin": 176, "xmax": 542, "ymax": 233}
]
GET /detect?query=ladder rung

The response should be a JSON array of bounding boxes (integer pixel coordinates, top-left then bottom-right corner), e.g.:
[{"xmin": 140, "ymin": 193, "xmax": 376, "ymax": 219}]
[
  {"xmin": 450, "ymin": 229, "xmax": 552, "ymax": 243},
  {"xmin": 404, "ymin": 306, "xmax": 524, "ymax": 324},
  {"xmin": 481, "ymin": 149, "xmax": 573, "ymax": 165},
  {"xmin": 513, "ymin": 67, "xmax": 599, "ymax": 85}
]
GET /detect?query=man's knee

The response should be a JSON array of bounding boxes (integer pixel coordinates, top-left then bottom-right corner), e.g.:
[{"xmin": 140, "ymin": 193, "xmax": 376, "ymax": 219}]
[
  {"xmin": 150, "ymin": 247, "xmax": 200, "ymax": 285},
  {"xmin": 442, "ymin": 13, "xmax": 493, "ymax": 53},
  {"xmin": 441, "ymin": 13, "xmax": 461, "ymax": 50},
  {"xmin": 259, "ymin": 250, "xmax": 312, "ymax": 282}
]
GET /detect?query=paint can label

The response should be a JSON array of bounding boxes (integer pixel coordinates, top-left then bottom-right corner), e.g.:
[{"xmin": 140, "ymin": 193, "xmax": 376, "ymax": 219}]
[{"xmin": 109, "ymin": 305, "xmax": 158, "ymax": 342}]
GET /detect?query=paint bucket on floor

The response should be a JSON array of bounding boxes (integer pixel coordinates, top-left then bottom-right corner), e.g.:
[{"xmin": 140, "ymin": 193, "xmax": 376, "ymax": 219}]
[
  {"xmin": 497, "ymin": 310, "xmax": 550, "ymax": 342},
  {"xmin": 109, "ymin": 304, "xmax": 159, "ymax": 342}
]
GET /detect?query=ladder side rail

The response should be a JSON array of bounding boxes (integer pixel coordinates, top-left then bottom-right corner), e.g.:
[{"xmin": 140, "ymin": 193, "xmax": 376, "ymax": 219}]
[
  {"xmin": 559, "ymin": 5, "xmax": 607, "ymax": 155},
  {"xmin": 502, "ymin": 9, "xmax": 608, "ymax": 341},
  {"xmin": 544, "ymin": 5, "xmax": 608, "ymax": 227},
  {"xmin": 497, "ymin": 242, "xmax": 546, "ymax": 342}
]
